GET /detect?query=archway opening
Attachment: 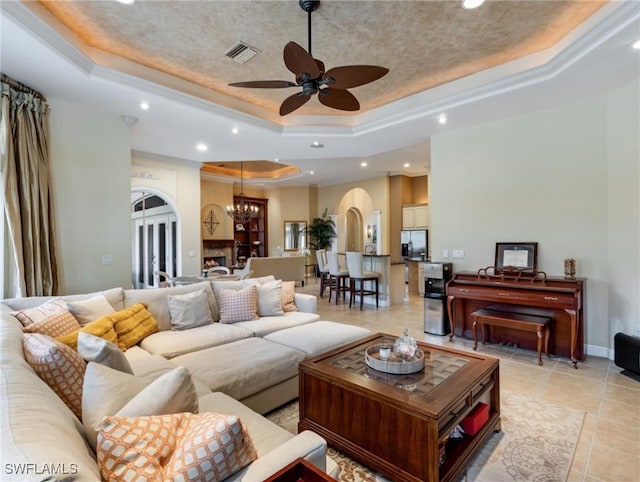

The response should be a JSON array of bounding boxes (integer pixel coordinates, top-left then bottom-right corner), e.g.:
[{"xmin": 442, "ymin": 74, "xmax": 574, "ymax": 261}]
[{"xmin": 346, "ymin": 208, "xmax": 363, "ymax": 252}]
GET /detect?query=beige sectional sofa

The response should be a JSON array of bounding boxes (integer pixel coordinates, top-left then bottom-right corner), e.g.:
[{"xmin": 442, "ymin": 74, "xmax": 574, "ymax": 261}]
[{"xmin": 0, "ymin": 279, "xmax": 371, "ymax": 481}]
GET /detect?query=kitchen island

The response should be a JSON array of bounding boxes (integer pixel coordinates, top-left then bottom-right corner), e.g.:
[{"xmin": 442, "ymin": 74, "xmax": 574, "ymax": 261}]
[{"xmin": 361, "ymin": 255, "xmax": 404, "ymax": 307}]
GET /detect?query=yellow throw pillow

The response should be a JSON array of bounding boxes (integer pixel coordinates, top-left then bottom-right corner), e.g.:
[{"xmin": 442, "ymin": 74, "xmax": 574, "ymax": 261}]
[
  {"xmin": 97, "ymin": 412, "xmax": 257, "ymax": 482},
  {"xmin": 56, "ymin": 317, "xmax": 118, "ymax": 351},
  {"xmin": 108, "ymin": 303, "xmax": 159, "ymax": 349}
]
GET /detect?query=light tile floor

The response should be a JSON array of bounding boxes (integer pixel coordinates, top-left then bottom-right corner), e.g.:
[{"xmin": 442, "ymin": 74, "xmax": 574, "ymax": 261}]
[{"xmin": 298, "ymin": 281, "xmax": 640, "ymax": 482}]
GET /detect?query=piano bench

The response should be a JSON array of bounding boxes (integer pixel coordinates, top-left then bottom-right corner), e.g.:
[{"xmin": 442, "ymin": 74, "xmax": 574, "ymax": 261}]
[{"xmin": 471, "ymin": 308, "xmax": 552, "ymax": 365}]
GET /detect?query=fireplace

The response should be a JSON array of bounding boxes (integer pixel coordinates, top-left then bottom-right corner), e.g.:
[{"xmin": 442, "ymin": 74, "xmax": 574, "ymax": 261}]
[{"xmin": 202, "ymin": 239, "xmax": 235, "ymax": 268}]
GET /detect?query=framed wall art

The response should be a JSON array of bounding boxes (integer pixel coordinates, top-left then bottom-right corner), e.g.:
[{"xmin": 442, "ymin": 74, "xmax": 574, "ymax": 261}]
[{"xmin": 495, "ymin": 242, "xmax": 538, "ymax": 271}]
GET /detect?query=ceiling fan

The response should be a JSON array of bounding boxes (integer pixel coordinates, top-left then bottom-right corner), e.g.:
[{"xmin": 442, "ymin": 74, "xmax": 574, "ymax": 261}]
[{"xmin": 229, "ymin": 0, "xmax": 389, "ymax": 116}]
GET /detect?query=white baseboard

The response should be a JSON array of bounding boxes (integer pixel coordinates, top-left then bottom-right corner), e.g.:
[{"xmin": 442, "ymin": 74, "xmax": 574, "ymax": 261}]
[{"xmin": 585, "ymin": 343, "xmax": 613, "ymax": 360}]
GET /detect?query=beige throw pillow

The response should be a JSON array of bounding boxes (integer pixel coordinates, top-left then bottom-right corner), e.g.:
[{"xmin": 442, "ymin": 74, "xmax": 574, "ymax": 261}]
[
  {"xmin": 167, "ymin": 289, "xmax": 213, "ymax": 330},
  {"xmin": 66, "ymin": 294, "xmax": 116, "ymax": 325},
  {"xmin": 77, "ymin": 332, "xmax": 133, "ymax": 374},
  {"xmin": 281, "ymin": 281, "xmax": 298, "ymax": 312},
  {"xmin": 253, "ymin": 279, "xmax": 285, "ymax": 316},
  {"xmin": 11, "ymin": 299, "xmax": 68, "ymax": 327},
  {"xmin": 97, "ymin": 412, "xmax": 257, "ymax": 482},
  {"xmin": 82, "ymin": 362, "xmax": 199, "ymax": 451}
]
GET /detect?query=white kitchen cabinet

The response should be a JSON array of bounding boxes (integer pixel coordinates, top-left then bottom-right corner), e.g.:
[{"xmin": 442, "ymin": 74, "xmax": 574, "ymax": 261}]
[{"xmin": 402, "ymin": 204, "xmax": 429, "ymax": 229}]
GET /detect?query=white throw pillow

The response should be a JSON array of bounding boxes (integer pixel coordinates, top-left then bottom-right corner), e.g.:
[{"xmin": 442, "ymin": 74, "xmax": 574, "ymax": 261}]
[
  {"xmin": 249, "ymin": 279, "xmax": 284, "ymax": 317},
  {"xmin": 167, "ymin": 289, "xmax": 213, "ymax": 330},
  {"xmin": 82, "ymin": 362, "xmax": 199, "ymax": 451},
  {"xmin": 66, "ymin": 294, "xmax": 116, "ymax": 325},
  {"xmin": 77, "ymin": 332, "xmax": 133, "ymax": 374}
]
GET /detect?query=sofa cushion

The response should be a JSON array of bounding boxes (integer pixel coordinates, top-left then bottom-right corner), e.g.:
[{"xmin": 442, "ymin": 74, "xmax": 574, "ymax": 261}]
[
  {"xmin": 107, "ymin": 303, "xmax": 159, "ymax": 348},
  {"xmin": 21, "ymin": 308, "xmax": 81, "ymax": 337},
  {"xmin": 1, "ymin": 317, "xmax": 102, "ymax": 481},
  {"xmin": 281, "ymin": 281, "xmax": 297, "ymax": 312},
  {"xmin": 167, "ymin": 289, "xmax": 213, "ymax": 330},
  {"xmin": 3, "ymin": 287, "xmax": 125, "ymax": 314},
  {"xmin": 218, "ymin": 286, "xmax": 259, "ymax": 324},
  {"xmin": 56, "ymin": 317, "xmax": 119, "ymax": 351},
  {"xmin": 139, "ymin": 322, "xmax": 253, "ymax": 359},
  {"xmin": 232, "ymin": 311, "xmax": 320, "ymax": 337},
  {"xmin": 82, "ymin": 362, "xmax": 199, "ymax": 451},
  {"xmin": 263, "ymin": 320, "xmax": 371, "ymax": 356},
  {"xmin": 97, "ymin": 412, "xmax": 257, "ymax": 482},
  {"xmin": 22, "ymin": 333, "xmax": 87, "ymax": 419},
  {"xmin": 11, "ymin": 298, "xmax": 69, "ymax": 327},
  {"xmin": 124, "ymin": 281, "xmax": 219, "ymax": 330},
  {"xmin": 170, "ymin": 338, "xmax": 305, "ymax": 401},
  {"xmin": 253, "ymin": 279, "xmax": 285, "ymax": 317},
  {"xmin": 77, "ymin": 332, "xmax": 133, "ymax": 374},
  {"xmin": 66, "ymin": 294, "xmax": 117, "ymax": 325}
]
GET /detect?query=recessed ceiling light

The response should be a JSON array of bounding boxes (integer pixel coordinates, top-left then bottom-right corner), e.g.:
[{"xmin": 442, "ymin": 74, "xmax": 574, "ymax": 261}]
[
  {"xmin": 360, "ymin": 162, "xmax": 368, "ymax": 167},
  {"xmin": 139, "ymin": 102, "xmax": 149, "ymax": 110},
  {"xmin": 438, "ymin": 114, "xmax": 447, "ymax": 125},
  {"xmin": 404, "ymin": 163, "xmax": 410, "ymax": 168},
  {"xmin": 232, "ymin": 127, "xmax": 239, "ymax": 134},
  {"xmin": 310, "ymin": 171, "xmax": 315, "ymax": 175},
  {"xmin": 310, "ymin": 141, "xmax": 324, "ymax": 148},
  {"xmin": 115, "ymin": 0, "xmax": 135, "ymax": 4},
  {"xmin": 633, "ymin": 40, "xmax": 640, "ymax": 50},
  {"xmin": 274, "ymin": 158, "xmax": 279, "ymax": 162},
  {"xmin": 462, "ymin": 0, "xmax": 484, "ymax": 9},
  {"xmin": 196, "ymin": 143, "xmax": 208, "ymax": 152}
]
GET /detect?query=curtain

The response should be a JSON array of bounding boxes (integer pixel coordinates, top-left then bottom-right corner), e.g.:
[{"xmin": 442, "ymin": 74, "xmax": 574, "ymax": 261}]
[{"xmin": 0, "ymin": 74, "xmax": 58, "ymax": 297}]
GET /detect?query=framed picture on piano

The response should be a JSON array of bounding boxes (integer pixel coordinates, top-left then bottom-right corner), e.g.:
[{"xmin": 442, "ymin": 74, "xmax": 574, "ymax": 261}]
[{"xmin": 495, "ymin": 242, "xmax": 538, "ymax": 271}]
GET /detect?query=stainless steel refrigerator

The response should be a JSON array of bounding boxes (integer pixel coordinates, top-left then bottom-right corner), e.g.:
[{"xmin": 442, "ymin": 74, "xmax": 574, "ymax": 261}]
[{"xmin": 401, "ymin": 230, "xmax": 428, "ymax": 260}]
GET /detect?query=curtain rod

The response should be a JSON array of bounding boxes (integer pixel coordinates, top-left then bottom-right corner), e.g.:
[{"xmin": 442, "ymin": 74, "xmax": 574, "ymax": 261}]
[{"xmin": 1, "ymin": 73, "xmax": 46, "ymax": 101}]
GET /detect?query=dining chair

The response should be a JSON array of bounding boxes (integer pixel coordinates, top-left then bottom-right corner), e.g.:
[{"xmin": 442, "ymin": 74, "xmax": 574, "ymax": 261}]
[
  {"xmin": 207, "ymin": 266, "xmax": 231, "ymax": 277},
  {"xmin": 153, "ymin": 270, "xmax": 174, "ymax": 288},
  {"xmin": 345, "ymin": 251, "xmax": 379, "ymax": 310},
  {"xmin": 315, "ymin": 249, "xmax": 331, "ymax": 298},
  {"xmin": 326, "ymin": 251, "xmax": 350, "ymax": 305}
]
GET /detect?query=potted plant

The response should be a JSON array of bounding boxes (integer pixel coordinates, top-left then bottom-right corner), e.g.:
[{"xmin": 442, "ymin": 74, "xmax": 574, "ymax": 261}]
[{"xmin": 306, "ymin": 209, "xmax": 337, "ymax": 251}]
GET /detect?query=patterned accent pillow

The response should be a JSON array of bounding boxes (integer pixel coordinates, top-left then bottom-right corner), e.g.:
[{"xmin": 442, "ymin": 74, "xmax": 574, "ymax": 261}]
[
  {"xmin": 22, "ymin": 333, "xmax": 87, "ymax": 419},
  {"xmin": 11, "ymin": 299, "xmax": 68, "ymax": 327},
  {"xmin": 56, "ymin": 317, "xmax": 118, "ymax": 351},
  {"xmin": 105, "ymin": 303, "xmax": 159, "ymax": 348},
  {"xmin": 96, "ymin": 412, "xmax": 257, "ymax": 482},
  {"xmin": 282, "ymin": 281, "xmax": 298, "ymax": 312},
  {"xmin": 218, "ymin": 286, "xmax": 259, "ymax": 324},
  {"xmin": 22, "ymin": 309, "xmax": 82, "ymax": 337}
]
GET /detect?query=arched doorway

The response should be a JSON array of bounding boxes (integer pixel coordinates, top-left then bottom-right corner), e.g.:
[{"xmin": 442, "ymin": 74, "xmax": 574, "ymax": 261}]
[
  {"xmin": 131, "ymin": 190, "xmax": 179, "ymax": 289},
  {"xmin": 346, "ymin": 208, "xmax": 363, "ymax": 252}
]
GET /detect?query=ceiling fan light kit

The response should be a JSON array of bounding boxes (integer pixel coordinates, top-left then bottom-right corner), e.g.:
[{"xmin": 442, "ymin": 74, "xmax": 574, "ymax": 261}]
[{"xmin": 229, "ymin": 0, "xmax": 389, "ymax": 116}]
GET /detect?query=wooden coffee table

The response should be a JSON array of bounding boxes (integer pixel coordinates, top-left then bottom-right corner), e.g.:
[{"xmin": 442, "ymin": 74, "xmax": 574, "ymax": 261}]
[{"xmin": 298, "ymin": 333, "xmax": 501, "ymax": 482}]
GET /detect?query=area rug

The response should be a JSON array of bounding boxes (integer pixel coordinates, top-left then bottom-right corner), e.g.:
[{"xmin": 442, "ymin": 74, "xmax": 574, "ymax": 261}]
[{"xmin": 266, "ymin": 390, "xmax": 584, "ymax": 482}]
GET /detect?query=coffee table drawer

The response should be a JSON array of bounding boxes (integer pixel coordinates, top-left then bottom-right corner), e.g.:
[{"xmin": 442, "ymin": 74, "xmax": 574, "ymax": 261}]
[{"xmin": 438, "ymin": 396, "xmax": 470, "ymax": 436}]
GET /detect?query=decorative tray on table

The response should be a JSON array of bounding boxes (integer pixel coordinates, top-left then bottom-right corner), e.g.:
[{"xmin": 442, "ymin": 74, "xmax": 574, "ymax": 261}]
[{"xmin": 365, "ymin": 344, "xmax": 425, "ymax": 374}]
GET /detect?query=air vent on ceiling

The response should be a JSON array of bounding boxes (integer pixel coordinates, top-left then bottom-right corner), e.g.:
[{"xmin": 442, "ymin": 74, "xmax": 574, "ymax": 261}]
[{"xmin": 225, "ymin": 42, "xmax": 260, "ymax": 64}]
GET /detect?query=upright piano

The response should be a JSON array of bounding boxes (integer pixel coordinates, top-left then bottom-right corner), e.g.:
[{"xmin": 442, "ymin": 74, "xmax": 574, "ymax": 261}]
[{"xmin": 446, "ymin": 271, "xmax": 585, "ymax": 368}]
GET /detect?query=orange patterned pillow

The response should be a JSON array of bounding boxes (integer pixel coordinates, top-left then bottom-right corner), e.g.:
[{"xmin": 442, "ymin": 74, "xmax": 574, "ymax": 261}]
[
  {"xmin": 282, "ymin": 281, "xmax": 298, "ymax": 312},
  {"xmin": 22, "ymin": 333, "xmax": 86, "ymax": 419},
  {"xmin": 22, "ymin": 309, "xmax": 81, "ymax": 337},
  {"xmin": 12, "ymin": 299, "xmax": 68, "ymax": 327},
  {"xmin": 97, "ymin": 412, "xmax": 257, "ymax": 482}
]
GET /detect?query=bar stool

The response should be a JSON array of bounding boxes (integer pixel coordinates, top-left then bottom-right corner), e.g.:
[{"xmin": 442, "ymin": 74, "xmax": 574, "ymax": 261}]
[
  {"xmin": 327, "ymin": 251, "xmax": 350, "ymax": 305},
  {"xmin": 345, "ymin": 252, "xmax": 379, "ymax": 310},
  {"xmin": 315, "ymin": 249, "xmax": 331, "ymax": 298}
]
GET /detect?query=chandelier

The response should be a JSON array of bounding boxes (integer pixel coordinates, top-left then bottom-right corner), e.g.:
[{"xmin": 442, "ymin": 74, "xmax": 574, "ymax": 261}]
[{"xmin": 226, "ymin": 162, "xmax": 260, "ymax": 226}]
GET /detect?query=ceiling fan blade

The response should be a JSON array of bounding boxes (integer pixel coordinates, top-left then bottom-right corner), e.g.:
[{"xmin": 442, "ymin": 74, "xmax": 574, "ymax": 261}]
[
  {"xmin": 229, "ymin": 80, "xmax": 297, "ymax": 89},
  {"xmin": 280, "ymin": 92, "xmax": 311, "ymax": 116},
  {"xmin": 283, "ymin": 41, "xmax": 321, "ymax": 79},
  {"xmin": 323, "ymin": 65, "xmax": 389, "ymax": 90},
  {"xmin": 318, "ymin": 88, "xmax": 360, "ymax": 111}
]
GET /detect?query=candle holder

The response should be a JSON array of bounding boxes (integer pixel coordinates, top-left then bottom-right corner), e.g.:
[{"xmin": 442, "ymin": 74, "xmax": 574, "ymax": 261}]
[{"xmin": 564, "ymin": 258, "xmax": 576, "ymax": 279}]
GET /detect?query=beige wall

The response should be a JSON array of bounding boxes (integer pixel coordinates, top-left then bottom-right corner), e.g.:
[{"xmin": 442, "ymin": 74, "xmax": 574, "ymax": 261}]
[
  {"xmin": 48, "ymin": 100, "xmax": 132, "ymax": 294},
  {"xmin": 131, "ymin": 153, "xmax": 202, "ymax": 276},
  {"xmin": 430, "ymin": 79, "xmax": 639, "ymax": 356},
  {"xmin": 265, "ymin": 186, "xmax": 312, "ymax": 256},
  {"xmin": 318, "ymin": 176, "xmax": 390, "ymax": 254},
  {"xmin": 200, "ymin": 178, "xmax": 235, "ymax": 241},
  {"xmin": 411, "ymin": 175, "xmax": 429, "ymax": 204}
]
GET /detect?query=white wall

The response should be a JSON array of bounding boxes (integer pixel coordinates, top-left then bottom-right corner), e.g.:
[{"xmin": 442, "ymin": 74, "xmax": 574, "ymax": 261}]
[
  {"xmin": 132, "ymin": 152, "xmax": 202, "ymax": 276},
  {"xmin": 430, "ymin": 80, "xmax": 640, "ymax": 356},
  {"xmin": 48, "ymin": 100, "xmax": 132, "ymax": 294}
]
